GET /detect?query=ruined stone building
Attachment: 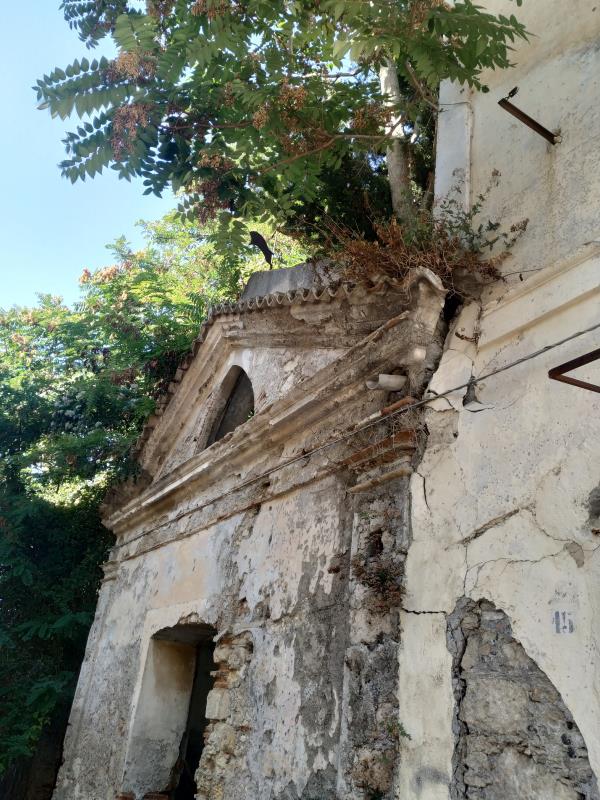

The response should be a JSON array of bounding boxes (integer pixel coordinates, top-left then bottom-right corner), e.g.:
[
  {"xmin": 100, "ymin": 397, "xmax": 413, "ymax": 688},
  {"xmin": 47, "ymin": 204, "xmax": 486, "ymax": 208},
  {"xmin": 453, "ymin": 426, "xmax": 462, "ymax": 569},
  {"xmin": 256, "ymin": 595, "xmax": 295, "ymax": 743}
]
[{"xmin": 54, "ymin": 2, "xmax": 600, "ymax": 799}]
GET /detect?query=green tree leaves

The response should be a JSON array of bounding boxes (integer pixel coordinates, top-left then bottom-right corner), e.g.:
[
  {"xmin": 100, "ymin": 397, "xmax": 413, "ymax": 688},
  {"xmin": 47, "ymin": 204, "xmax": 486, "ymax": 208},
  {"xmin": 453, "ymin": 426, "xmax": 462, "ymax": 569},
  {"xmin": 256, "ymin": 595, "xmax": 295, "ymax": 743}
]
[
  {"xmin": 37, "ymin": 0, "xmax": 528, "ymax": 242},
  {"xmin": 0, "ymin": 213, "xmax": 306, "ymax": 776}
]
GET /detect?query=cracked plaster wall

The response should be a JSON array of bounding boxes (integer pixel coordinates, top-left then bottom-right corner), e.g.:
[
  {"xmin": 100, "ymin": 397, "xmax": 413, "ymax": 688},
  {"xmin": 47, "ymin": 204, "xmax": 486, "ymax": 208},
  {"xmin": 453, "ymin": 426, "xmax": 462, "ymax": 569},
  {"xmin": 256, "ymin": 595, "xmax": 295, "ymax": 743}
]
[
  {"xmin": 399, "ymin": 5, "xmax": 600, "ymax": 797},
  {"xmin": 399, "ymin": 260, "xmax": 600, "ymax": 798},
  {"xmin": 437, "ymin": 1, "xmax": 600, "ymax": 286},
  {"xmin": 53, "ymin": 270, "xmax": 447, "ymax": 800},
  {"xmin": 54, "ymin": 480, "xmax": 354, "ymax": 800}
]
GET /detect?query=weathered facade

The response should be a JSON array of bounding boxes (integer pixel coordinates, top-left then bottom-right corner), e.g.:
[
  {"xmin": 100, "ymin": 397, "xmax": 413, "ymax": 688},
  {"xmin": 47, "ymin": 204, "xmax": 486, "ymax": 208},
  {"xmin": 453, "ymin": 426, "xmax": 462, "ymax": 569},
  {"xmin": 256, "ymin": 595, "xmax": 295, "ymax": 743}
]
[
  {"xmin": 399, "ymin": 1, "xmax": 600, "ymax": 797},
  {"xmin": 53, "ymin": 264, "xmax": 448, "ymax": 800},
  {"xmin": 54, "ymin": 2, "xmax": 600, "ymax": 799}
]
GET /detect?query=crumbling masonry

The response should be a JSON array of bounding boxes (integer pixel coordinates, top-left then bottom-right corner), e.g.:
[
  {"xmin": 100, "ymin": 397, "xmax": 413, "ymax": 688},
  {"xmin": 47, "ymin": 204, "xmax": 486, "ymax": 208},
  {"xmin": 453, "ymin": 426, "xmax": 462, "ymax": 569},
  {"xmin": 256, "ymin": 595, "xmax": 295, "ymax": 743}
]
[
  {"xmin": 54, "ymin": 266, "xmax": 450, "ymax": 800},
  {"xmin": 53, "ymin": 1, "xmax": 600, "ymax": 797}
]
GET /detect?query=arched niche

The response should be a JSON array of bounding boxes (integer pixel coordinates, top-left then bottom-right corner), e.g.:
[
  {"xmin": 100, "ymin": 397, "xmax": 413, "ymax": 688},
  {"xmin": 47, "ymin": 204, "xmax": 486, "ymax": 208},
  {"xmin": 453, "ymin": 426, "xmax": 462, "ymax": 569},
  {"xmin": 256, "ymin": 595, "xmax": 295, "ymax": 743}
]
[{"xmin": 205, "ymin": 366, "xmax": 254, "ymax": 447}]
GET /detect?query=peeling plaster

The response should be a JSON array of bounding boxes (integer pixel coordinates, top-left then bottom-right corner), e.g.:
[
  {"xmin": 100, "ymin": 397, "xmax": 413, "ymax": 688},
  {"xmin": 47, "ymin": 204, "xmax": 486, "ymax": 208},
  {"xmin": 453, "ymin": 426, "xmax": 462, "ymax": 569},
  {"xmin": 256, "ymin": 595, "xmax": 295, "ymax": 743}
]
[
  {"xmin": 53, "ymin": 268, "xmax": 447, "ymax": 800},
  {"xmin": 401, "ymin": 263, "xmax": 600, "ymax": 796}
]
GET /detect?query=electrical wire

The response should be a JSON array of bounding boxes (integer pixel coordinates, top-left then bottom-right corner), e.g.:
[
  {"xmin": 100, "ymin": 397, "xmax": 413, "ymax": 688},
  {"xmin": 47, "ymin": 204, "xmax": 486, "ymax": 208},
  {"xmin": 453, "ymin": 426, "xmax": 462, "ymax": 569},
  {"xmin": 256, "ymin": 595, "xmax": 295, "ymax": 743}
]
[{"xmin": 114, "ymin": 319, "xmax": 600, "ymax": 553}]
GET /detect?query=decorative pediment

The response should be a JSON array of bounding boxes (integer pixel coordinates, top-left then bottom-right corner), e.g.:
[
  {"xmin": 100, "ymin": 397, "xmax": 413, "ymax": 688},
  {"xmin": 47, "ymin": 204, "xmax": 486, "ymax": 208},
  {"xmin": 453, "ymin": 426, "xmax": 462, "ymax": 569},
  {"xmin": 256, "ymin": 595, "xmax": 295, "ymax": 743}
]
[{"xmin": 103, "ymin": 265, "xmax": 446, "ymax": 525}]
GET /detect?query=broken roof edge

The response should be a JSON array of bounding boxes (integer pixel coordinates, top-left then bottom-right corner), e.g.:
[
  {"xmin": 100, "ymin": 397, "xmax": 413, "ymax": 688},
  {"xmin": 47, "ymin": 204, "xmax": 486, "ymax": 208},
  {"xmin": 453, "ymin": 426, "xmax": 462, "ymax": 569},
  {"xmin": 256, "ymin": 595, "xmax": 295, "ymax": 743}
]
[
  {"xmin": 240, "ymin": 260, "xmax": 334, "ymax": 300},
  {"xmin": 131, "ymin": 265, "xmax": 445, "ymax": 465}
]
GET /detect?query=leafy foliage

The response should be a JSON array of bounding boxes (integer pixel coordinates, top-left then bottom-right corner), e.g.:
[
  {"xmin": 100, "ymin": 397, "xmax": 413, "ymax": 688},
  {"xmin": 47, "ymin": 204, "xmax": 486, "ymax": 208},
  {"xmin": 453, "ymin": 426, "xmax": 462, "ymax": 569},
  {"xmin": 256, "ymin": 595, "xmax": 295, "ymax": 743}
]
[
  {"xmin": 36, "ymin": 0, "xmax": 527, "ymax": 244},
  {"xmin": 0, "ymin": 487, "xmax": 108, "ymax": 771},
  {"xmin": 0, "ymin": 214, "xmax": 304, "ymax": 774}
]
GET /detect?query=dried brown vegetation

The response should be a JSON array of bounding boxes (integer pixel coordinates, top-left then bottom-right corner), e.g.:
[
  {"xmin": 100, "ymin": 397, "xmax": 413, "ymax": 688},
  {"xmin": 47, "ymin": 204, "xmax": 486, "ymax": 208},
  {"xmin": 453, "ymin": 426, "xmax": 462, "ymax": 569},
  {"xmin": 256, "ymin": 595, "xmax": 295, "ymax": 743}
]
[
  {"xmin": 111, "ymin": 104, "xmax": 152, "ymax": 160},
  {"xmin": 329, "ymin": 176, "xmax": 528, "ymax": 292},
  {"xmin": 336, "ymin": 216, "xmax": 502, "ymax": 288},
  {"xmin": 352, "ymin": 546, "xmax": 404, "ymax": 612}
]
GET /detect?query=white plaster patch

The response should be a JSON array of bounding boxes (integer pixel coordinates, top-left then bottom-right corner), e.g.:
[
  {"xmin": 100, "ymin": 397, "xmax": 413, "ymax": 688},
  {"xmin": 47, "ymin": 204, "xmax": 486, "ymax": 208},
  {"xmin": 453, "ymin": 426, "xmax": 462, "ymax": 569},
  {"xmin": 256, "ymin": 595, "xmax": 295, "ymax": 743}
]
[
  {"xmin": 236, "ymin": 480, "xmax": 342, "ymax": 620},
  {"xmin": 464, "ymin": 509, "xmax": 564, "ymax": 594},
  {"xmin": 397, "ymin": 612, "xmax": 454, "ymax": 800}
]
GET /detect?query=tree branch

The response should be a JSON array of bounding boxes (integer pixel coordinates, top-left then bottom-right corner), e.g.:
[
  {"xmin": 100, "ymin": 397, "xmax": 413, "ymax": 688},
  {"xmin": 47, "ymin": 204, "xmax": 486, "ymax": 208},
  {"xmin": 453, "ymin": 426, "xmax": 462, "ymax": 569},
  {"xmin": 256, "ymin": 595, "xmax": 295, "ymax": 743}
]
[
  {"xmin": 293, "ymin": 68, "xmax": 365, "ymax": 82},
  {"xmin": 259, "ymin": 137, "xmax": 337, "ymax": 173},
  {"xmin": 259, "ymin": 116, "xmax": 412, "ymax": 175},
  {"xmin": 403, "ymin": 60, "xmax": 439, "ymax": 112}
]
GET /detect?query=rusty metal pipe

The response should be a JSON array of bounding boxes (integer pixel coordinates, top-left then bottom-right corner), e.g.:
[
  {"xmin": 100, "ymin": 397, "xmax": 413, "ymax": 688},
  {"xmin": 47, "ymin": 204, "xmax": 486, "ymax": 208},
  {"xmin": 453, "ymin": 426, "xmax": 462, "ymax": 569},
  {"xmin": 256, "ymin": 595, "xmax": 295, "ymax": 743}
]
[
  {"xmin": 498, "ymin": 98, "xmax": 560, "ymax": 145},
  {"xmin": 548, "ymin": 347, "xmax": 600, "ymax": 393},
  {"xmin": 351, "ymin": 395, "xmax": 417, "ymax": 430}
]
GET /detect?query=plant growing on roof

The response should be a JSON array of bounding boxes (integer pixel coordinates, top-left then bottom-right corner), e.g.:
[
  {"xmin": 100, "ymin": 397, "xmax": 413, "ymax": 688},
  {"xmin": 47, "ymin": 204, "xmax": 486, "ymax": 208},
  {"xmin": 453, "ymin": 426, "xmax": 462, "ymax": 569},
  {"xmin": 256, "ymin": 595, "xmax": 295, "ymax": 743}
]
[
  {"xmin": 332, "ymin": 171, "xmax": 529, "ymax": 291},
  {"xmin": 37, "ymin": 0, "xmax": 527, "ymax": 247}
]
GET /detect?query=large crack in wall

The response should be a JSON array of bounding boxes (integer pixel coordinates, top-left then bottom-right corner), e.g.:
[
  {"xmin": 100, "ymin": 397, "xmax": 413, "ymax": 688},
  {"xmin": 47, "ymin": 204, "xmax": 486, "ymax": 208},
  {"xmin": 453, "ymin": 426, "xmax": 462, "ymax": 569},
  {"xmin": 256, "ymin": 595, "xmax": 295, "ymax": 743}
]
[
  {"xmin": 342, "ymin": 487, "xmax": 407, "ymax": 799},
  {"xmin": 447, "ymin": 598, "xmax": 600, "ymax": 800},
  {"xmin": 338, "ymin": 310, "xmax": 451, "ymax": 800}
]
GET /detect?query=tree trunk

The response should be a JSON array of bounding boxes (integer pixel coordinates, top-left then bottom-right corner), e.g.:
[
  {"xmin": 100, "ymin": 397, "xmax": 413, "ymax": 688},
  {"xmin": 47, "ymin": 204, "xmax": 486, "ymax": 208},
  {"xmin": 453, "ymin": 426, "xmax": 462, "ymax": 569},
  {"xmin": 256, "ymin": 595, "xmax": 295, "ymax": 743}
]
[{"xmin": 379, "ymin": 59, "xmax": 413, "ymax": 220}]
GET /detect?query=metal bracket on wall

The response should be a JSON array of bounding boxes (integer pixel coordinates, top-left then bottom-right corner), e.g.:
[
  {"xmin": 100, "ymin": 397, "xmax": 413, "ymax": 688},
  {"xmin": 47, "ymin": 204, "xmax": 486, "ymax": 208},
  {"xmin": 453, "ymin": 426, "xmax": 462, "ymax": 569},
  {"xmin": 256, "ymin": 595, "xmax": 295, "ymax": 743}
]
[
  {"xmin": 548, "ymin": 347, "xmax": 600, "ymax": 393},
  {"xmin": 498, "ymin": 87, "xmax": 561, "ymax": 145}
]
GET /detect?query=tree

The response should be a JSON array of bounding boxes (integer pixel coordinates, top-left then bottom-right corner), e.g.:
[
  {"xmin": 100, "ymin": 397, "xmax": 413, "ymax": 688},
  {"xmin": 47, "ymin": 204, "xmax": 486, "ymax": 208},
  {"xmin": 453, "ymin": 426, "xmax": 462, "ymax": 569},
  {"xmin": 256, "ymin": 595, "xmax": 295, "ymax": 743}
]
[
  {"xmin": 36, "ymin": 0, "xmax": 527, "ymax": 244},
  {"xmin": 0, "ymin": 214, "xmax": 305, "ymax": 781}
]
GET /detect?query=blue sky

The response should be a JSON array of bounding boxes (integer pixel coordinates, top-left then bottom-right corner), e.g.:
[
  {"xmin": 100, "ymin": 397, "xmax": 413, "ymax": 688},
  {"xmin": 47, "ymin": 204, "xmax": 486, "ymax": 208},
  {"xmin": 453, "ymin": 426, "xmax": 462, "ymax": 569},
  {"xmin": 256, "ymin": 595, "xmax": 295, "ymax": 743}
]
[{"xmin": 0, "ymin": 5, "xmax": 174, "ymax": 309}]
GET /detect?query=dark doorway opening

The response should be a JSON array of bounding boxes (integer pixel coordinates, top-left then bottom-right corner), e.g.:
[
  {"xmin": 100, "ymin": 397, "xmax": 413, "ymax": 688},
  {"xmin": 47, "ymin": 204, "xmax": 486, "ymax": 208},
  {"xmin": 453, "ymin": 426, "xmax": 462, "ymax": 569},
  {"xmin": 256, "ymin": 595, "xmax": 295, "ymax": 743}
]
[
  {"xmin": 120, "ymin": 624, "xmax": 216, "ymax": 799},
  {"xmin": 207, "ymin": 368, "xmax": 254, "ymax": 446},
  {"xmin": 172, "ymin": 641, "xmax": 215, "ymax": 800}
]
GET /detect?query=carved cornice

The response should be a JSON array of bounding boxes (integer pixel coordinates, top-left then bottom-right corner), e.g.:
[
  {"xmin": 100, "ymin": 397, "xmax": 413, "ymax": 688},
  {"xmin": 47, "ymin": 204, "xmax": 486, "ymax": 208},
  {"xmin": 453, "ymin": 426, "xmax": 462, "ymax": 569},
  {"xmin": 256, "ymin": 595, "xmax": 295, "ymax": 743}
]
[
  {"xmin": 133, "ymin": 272, "xmax": 444, "ymax": 468},
  {"xmin": 103, "ymin": 269, "xmax": 445, "ymax": 541}
]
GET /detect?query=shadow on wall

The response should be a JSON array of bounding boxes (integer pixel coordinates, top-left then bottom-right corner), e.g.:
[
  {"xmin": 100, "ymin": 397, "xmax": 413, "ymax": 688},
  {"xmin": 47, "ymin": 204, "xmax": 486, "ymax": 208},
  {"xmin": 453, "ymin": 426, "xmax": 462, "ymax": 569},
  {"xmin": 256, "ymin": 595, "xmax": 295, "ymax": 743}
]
[{"xmin": 206, "ymin": 367, "xmax": 254, "ymax": 447}]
